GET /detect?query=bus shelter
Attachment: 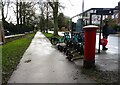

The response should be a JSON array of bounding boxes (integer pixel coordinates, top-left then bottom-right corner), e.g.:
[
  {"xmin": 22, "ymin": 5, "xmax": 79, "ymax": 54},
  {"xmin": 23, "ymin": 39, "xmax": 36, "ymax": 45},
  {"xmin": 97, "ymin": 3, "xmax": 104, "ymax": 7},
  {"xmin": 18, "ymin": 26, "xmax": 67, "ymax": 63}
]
[{"xmin": 70, "ymin": 8, "xmax": 120, "ymax": 53}]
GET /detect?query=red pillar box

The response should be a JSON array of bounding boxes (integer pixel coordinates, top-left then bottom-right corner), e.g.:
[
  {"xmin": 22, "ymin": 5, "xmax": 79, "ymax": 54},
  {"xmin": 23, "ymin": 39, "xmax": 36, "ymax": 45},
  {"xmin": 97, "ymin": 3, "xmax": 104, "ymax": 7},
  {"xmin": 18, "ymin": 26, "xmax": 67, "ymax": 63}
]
[{"xmin": 83, "ymin": 25, "xmax": 99, "ymax": 68}]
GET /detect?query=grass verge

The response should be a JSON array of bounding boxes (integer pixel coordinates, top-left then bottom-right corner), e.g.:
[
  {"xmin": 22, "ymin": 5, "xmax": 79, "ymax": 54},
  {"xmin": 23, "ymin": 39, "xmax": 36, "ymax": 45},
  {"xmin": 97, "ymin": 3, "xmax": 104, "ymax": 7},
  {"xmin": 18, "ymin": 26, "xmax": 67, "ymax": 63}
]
[
  {"xmin": 1, "ymin": 32, "xmax": 36, "ymax": 85},
  {"xmin": 42, "ymin": 32, "xmax": 54, "ymax": 40},
  {"xmin": 42, "ymin": 32, "xmax": 62, "ymax": 40},
  {"xmin": 5, "ymin": 34, "xmax": 25, "ymax": 44}
]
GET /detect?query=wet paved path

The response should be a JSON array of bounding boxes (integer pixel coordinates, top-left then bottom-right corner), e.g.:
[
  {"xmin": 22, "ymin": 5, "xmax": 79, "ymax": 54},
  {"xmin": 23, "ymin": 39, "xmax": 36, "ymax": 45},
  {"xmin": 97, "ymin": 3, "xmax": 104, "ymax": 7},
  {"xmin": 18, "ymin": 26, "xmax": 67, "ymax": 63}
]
[
  {"xmin": 95, "ymin": 34, "xmax": 119, "ymax": 71},
  {"xmin": 74, "ymin": 34, "xmax": 119, "ymax": 72},
  {"xmin": 48, "ymin": 31, "xmax": 119, "ymax": 72},
  {"xmin": 8, "ymin": 31, "xmax": 95, "ymax": 83}
]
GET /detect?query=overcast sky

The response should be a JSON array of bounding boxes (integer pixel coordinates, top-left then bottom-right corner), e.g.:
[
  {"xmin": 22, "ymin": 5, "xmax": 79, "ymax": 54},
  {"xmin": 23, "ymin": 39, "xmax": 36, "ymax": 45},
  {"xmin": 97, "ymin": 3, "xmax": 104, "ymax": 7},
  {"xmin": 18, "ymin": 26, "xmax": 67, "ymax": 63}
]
[
  {"xmin": 1, "ymin": 0, "xmax": 120, "ymax": 23},
  {"xmin": 61, "ymin": 0, "xmax": 120, "ymax": 17}
]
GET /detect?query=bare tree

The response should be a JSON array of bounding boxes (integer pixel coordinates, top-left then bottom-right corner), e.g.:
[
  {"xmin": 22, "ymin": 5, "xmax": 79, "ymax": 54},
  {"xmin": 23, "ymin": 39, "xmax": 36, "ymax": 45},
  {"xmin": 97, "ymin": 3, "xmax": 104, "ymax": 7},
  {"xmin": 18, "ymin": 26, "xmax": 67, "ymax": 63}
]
[
  {"xmin": 39, "ymin": 1, "xmax": 45, "ymax": 32},
  {"xmin": 48, "ymin": 0, "xmax": 59, "ymax": 36},
  {"xmin": 37, "ymin": 1, "xmax": 50, "ymax": 32},
  {"xmin": 16, "ymin": 0, "xmax": 19, "ymax": 25},
  {"xmin": 16, "ymin": 1, "xmax": 36, "ymax": 26},
  {"xmin": 1, "ymin": 0, "xmax": 10, "ymax": 43},
  {"xmin": 45, "ymin": 2, "xmax": 49, "ymax": 33},
  {"xmin": 19, "ymin": 1, "xmax": 22, "ymax": 25},
  {"xmin": 1, "ymin": 0, "xmax": 10, "ymax": 22}
]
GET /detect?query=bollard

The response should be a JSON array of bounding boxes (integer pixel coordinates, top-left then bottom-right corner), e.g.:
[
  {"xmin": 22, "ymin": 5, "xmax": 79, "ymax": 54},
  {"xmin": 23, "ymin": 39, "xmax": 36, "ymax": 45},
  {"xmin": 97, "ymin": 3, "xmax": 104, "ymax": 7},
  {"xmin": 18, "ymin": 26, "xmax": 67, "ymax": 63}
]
[{"xmin": 83, "ymin": 25, "xmax": 99, "ymax": 68}]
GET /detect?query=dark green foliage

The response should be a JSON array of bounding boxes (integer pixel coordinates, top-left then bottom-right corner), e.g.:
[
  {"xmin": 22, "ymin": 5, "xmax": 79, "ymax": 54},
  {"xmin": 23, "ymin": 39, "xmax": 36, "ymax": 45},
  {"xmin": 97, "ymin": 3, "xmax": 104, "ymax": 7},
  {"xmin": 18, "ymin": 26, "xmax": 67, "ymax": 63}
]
[
  {"xmin": 3, "ymin": 21, "xmax": 34, "ymax": 35},
  {"xmin": 58, "ymin": 13, "xmax": 65, "ymax": 30},
  {"xmin": 112, "ymin": 25, "xmax": 120, "ymax": 31},
  {"xmin": 58, "ymin": 13, "xmax": 70, "ymax": 30}
]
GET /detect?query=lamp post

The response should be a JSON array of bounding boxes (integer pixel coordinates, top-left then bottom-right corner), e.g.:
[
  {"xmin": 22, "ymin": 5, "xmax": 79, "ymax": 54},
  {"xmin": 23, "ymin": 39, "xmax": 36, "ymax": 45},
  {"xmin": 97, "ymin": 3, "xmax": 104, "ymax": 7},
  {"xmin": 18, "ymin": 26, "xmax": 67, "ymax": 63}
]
[
  {"xmin": 82, "ymin": 0, "xmax": 84, "ymax": 18},
  {"xmin": 82, "ymin": 0, "xmax": 84, "ymax": 13}
]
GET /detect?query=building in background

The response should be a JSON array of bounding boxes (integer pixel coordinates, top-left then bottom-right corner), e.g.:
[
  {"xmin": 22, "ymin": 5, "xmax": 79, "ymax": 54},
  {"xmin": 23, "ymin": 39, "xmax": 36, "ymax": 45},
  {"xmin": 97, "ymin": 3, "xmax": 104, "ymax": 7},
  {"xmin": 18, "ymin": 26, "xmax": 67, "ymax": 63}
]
[{"xmin": 114, "ymin": 1, "xmax": 120, "ymax": 26}]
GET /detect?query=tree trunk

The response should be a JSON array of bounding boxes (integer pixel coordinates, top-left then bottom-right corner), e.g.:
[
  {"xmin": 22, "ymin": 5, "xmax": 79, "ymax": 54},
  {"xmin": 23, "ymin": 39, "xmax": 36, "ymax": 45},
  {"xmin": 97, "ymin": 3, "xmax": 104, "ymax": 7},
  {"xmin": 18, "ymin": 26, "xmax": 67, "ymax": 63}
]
[
  {"xmin": 16, "ymin": 0, "xmax": 19, "ymax": 25},
  {"xmin": 46, "ymin": 3, "xmax": 48, "ymax": 33},
  {"xmin": 2, "ymin": 2, "xmax": 5, "ymax": 24},
  {"xmin": 53, "ymin": 13, "xmax": 58, "ymax": 36},
  {"xmin": 0, "ymin": 21, "xmax": 5, "ymax": 44},
  {"xmin": 19, "ymin": 2, "xmax": 22, "ymax": 25},
  {"xmin": 23, "ymin": 2, "xmax": 26, "ymax": 25},
  {"xmin": 117, "ymin": 2, "xmax": 120, "ymax": 24},
  {"xmin": 48, "ymin": 1, "xmax": 59, "ymax": 36},
  {"xmin": 53, "ymin": 2, "xmax": 58, "ymax": 36},
  {"xmin": 1, "ymin": 2, "xmax": 5, "ymax": 44}
]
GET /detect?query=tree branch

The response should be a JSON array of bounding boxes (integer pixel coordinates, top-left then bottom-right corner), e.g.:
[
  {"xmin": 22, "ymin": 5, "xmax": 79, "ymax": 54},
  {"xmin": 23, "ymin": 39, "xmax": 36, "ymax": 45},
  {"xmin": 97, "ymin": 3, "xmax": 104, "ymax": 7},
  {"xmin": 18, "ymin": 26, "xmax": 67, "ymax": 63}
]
[
  {"xmin": 10, "ymin": 5, "xmax": 16, "ymax": 15},
  {"xmin": 5, "ymin": 0, "xmax": 10, "ymax": 19},
  {"xmin": 48, "ymin": 2, "xmax": 54, "ymax": 9}
]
